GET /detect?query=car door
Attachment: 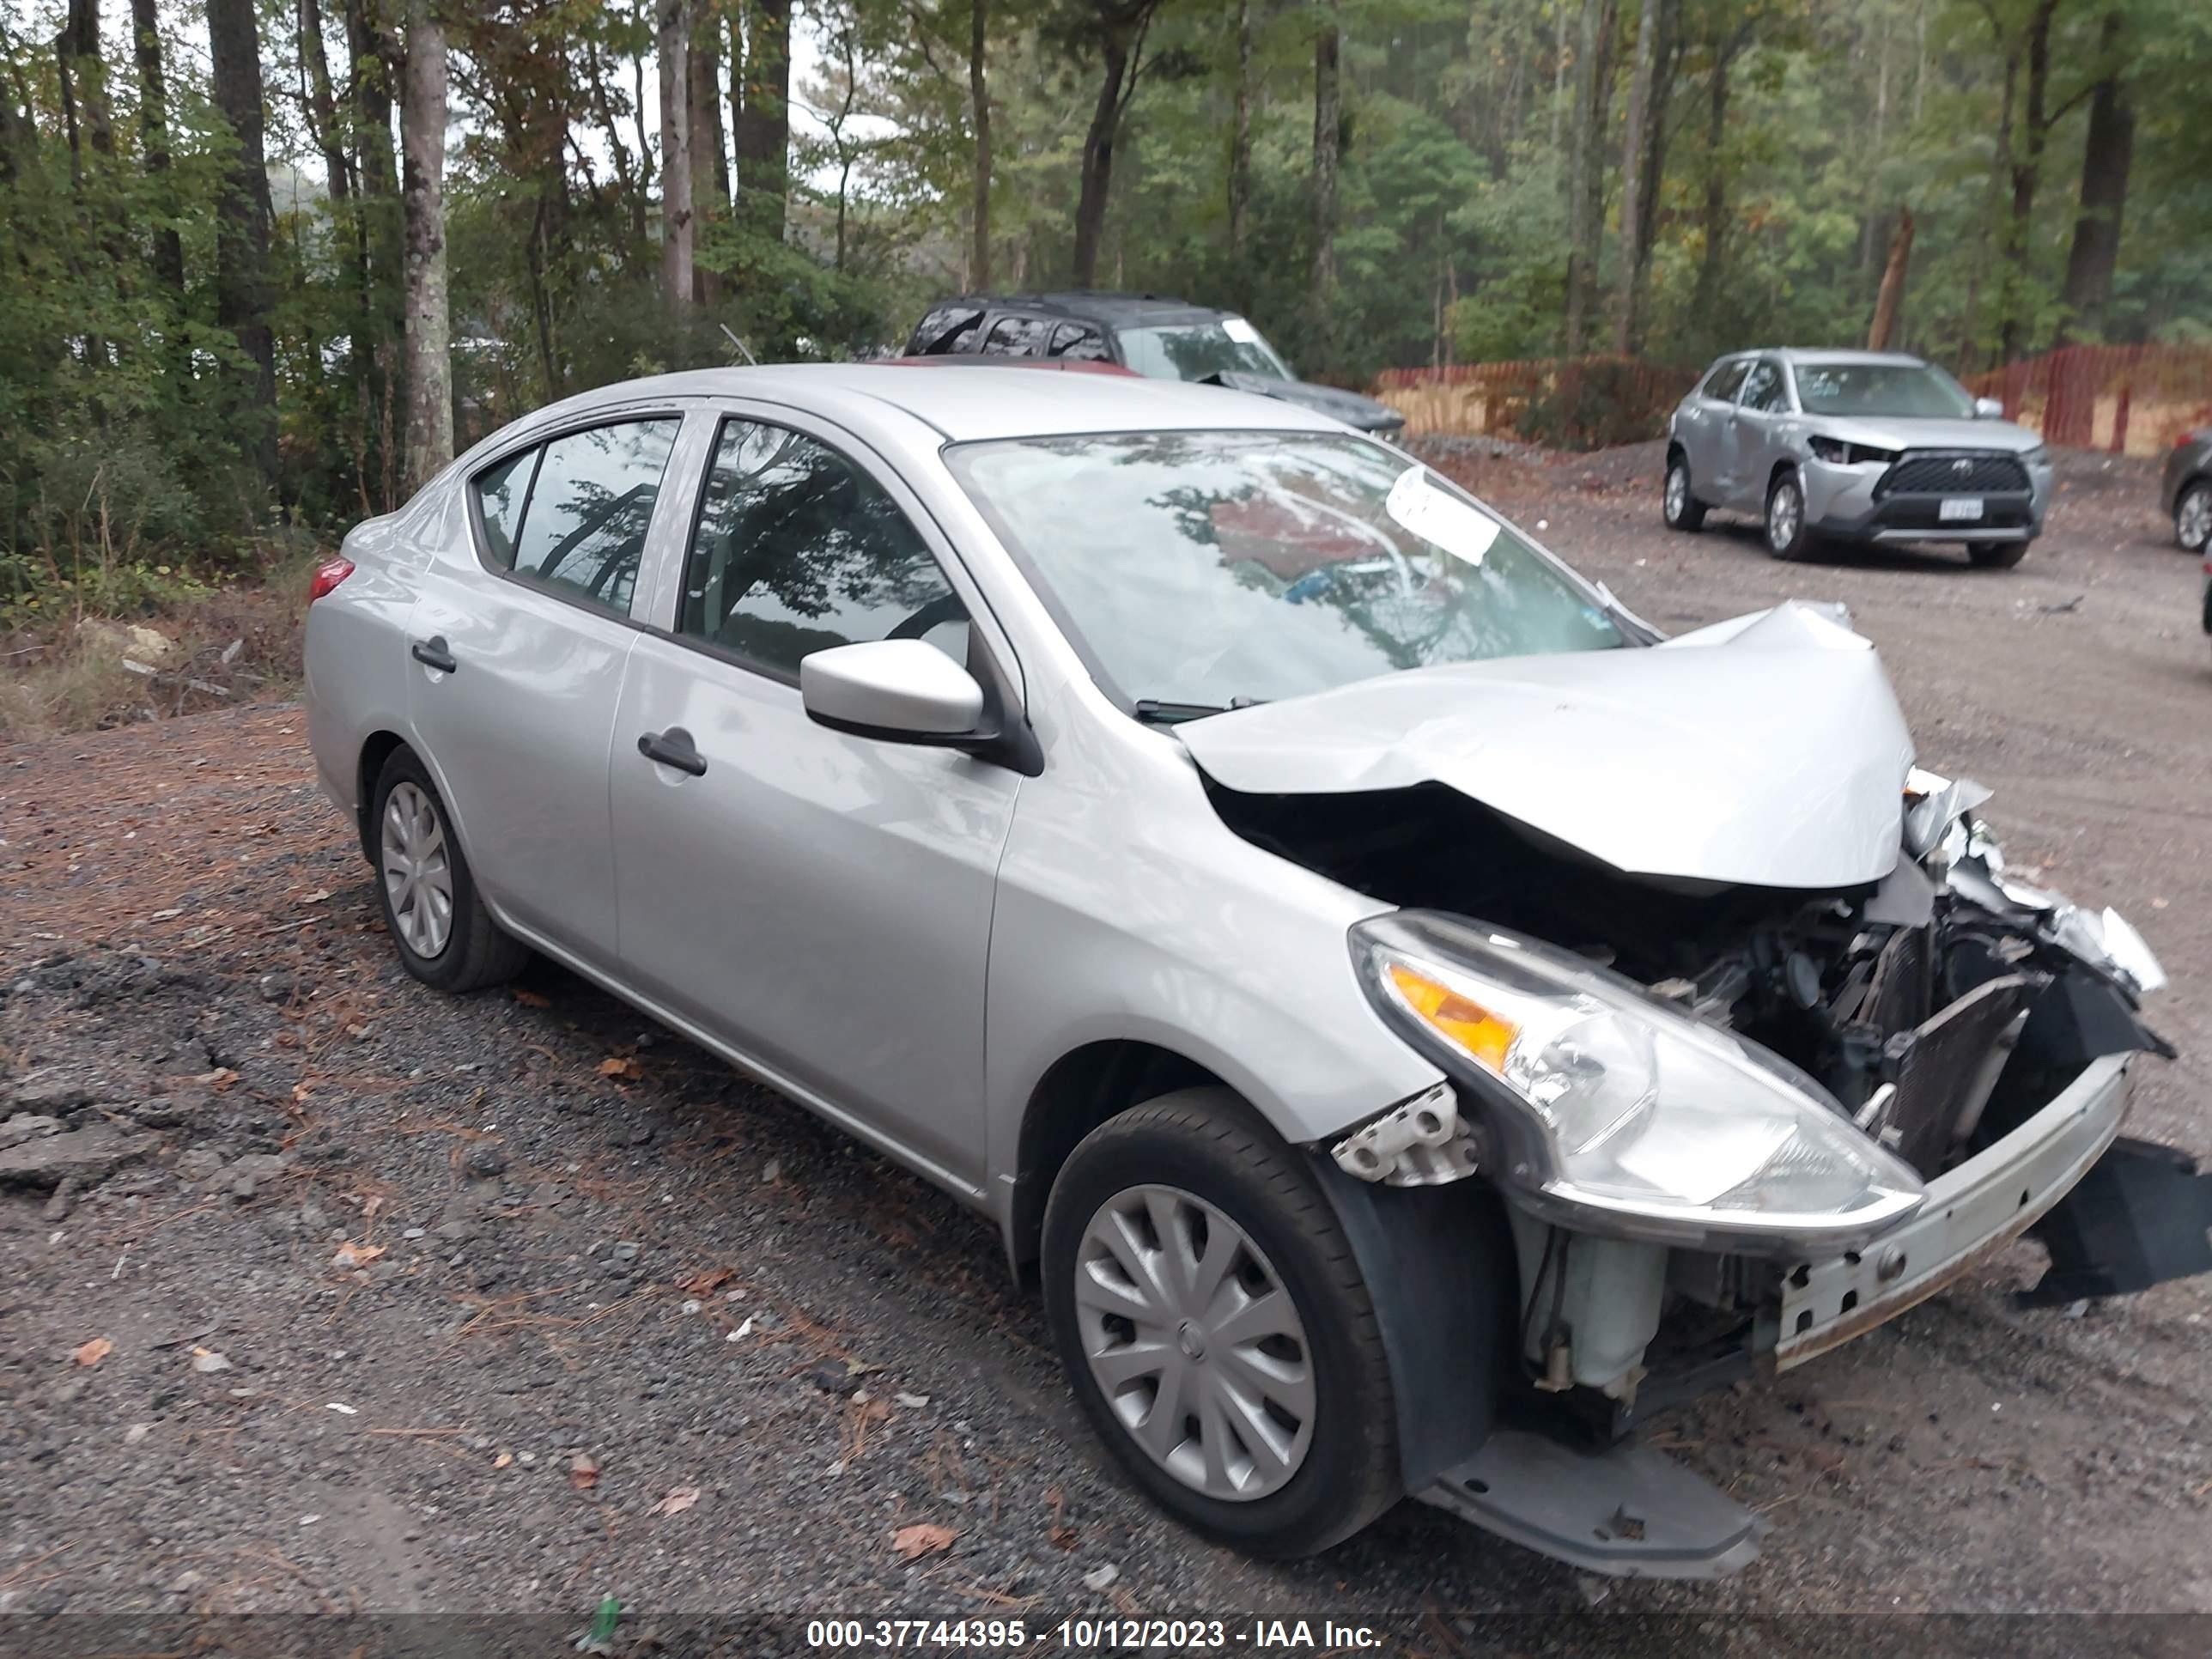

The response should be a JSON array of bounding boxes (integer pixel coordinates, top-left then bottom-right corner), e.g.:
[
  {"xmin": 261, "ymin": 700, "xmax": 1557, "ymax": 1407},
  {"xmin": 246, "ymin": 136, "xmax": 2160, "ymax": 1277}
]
[
  {"xmin": 1680, "ymin": 357, "xmax": 1749, "ymax": 494},
  {"xmin": 405, "ymin": 410, "xmax": 689, "ymax": 961},
  {"xmin": 608, "ymin": 409, "xmax": 1021, "ymax": 1192},
  {"xmin": 1722, "ymin": 358, "xmax": 1790, "ymax": 509}
]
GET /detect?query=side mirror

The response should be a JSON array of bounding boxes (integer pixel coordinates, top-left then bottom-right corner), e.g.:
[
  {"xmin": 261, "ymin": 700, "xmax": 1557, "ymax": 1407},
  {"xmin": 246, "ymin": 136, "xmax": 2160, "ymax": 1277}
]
[
  {"xmin": 1972, "ymin": 396, "xmax": 2005, "ymax": 420},
  {"xmin": 800, "ymin": 639, "xmax": 988, "ymax": 744}
]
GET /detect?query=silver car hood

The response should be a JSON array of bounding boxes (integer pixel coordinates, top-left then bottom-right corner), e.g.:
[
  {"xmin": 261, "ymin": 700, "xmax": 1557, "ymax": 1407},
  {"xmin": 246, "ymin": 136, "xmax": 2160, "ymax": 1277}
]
[
  {"xmin": 1181, "ymin": 601, "xmax": 1916, "ymax": 890},
  {"xmin": 1811, "ymin": 414, "xmax": 2042, "ymax": 453}
]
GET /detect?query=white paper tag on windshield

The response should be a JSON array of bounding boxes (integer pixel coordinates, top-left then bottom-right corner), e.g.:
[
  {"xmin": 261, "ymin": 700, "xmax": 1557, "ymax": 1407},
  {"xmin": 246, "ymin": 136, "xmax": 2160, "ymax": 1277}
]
[
  {"xmin": 1221, "ymin": 316, "xmax": 1261, "ymax": 344},
  {"xmin": 1385, "ymin": 467, "xmax": 1502, "ymax": 567}
]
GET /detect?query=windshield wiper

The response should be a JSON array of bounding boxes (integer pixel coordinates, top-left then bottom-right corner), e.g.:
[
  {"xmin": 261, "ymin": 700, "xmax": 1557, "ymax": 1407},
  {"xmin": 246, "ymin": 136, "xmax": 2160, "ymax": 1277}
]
[{"xmin": 1132, "ymin": 696, "xmax": 1268, "ymax": 726}]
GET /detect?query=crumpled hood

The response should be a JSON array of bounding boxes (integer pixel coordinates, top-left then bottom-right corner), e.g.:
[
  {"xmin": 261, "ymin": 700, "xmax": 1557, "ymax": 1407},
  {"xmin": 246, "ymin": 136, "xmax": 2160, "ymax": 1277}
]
[
  {"xmin": 1180, "ymin": 601, "xmax": 1917, "ymax": 890},
  {"xmin": 1206, "ymin": 371, "xmax": 1405, "ymax": 432},
  {"xmin": 1811, "ymin": 414, "xmax": 2043, "ymax": 453}
]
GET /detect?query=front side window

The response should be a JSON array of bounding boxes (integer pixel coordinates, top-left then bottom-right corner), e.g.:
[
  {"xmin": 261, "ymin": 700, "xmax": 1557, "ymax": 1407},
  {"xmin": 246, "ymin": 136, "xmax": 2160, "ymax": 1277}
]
[
  {"xmin": 1792, "ymin": 362, "xmax": 1976, "ymax": 418},
  {"xmin": 1703, "ymin": 358, "xmax": 1751, "ymax": 401},
  {"xmin": 981, "ymin": 315, "xmax": 1053, "ymax": 356},
  {"xmin": 474, "ymin": 418, "xmax": 679, "ymax": 617},
  {"xmin": 680, "ymin": 419, "xmax": 968, "ymax": 677},
  {"xmin": 1118, "ymin": 319, "xmax": 1294, "ymax": 383},
  {"xmin": 944, "ymin": 431, "xmax": 1622, "ymax": 715},
  {"xmin": 1739, "ymin": 360, "xmax": 1788, "ymax": 413}
]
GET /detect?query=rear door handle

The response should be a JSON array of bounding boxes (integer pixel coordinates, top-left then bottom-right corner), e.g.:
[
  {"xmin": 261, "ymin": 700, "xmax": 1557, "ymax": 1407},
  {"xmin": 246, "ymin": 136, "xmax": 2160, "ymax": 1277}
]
[
  {"xmin": 636, "ymin": 727, "xmax": 708, "ymax": 777},
  {"xmin": 410, "ymin": 636, "xmax": 458, "ymax": 673}
]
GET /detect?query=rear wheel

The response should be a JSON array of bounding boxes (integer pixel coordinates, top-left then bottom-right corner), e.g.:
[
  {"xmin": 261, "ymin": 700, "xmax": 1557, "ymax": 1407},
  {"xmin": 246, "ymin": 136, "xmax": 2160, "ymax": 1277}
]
[
  {"xmin": 1042, "ymin": 1089, "xmax": 1400, "ymax": 1559},
  {"xmin": 370, "ymin": 747, "xmax": 531, "ymax": 994},
  {"xmin": 1967, "ymin": 539, "xmax": 2031, "ymax": 570},
  {"xmin": 2176, "ymin": 480, "xmax": 2211, "ymax": 553},
  {"xmin": 1764, "ymin": 469, "xmax": 1816, "ymax": 561},
  {"xmin": 1662, "ymin": 453, "xmax": 1707, "ymax": 532}
]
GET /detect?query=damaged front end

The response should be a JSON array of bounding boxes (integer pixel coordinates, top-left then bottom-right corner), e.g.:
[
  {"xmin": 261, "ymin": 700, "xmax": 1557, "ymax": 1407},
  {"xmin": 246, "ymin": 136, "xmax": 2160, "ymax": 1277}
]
[{"xmin": 1211, "ymin": 761, "xmax": 2208, "ymax": 1577}]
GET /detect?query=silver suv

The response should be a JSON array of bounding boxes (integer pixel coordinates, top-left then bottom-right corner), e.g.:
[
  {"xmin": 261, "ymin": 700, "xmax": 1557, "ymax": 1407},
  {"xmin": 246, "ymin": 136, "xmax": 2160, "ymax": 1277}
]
[{"xmin": 1665, "ymin": 349, "xmax": 2054, "ymax": 568}]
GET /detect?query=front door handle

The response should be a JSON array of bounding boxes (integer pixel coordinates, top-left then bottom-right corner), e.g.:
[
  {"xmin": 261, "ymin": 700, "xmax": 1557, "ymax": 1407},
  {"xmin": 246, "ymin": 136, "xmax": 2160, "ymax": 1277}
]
[
  {"xmin": 636, "ymin": 727, "xmax": 708, "ymax": 777},
  {"xmin": 410, "ymin": 635, "xmax": 459, "ymax": 673}
]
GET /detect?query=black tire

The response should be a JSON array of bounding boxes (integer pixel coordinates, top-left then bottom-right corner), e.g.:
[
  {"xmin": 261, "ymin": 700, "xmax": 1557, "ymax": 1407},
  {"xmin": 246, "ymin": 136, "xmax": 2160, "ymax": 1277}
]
[
  {"xmin": 1662, "ymin": 451, "xmax": 1707, "ymax": 532},
  {"xmin": 1041, "ymin": 1088, "xmax": 1400, "ymax": 1559},
  {"xmin": 368, "ymin": 746, "xmax": 531, "ymax": 993},
  {"xmin": 2175, "ymin": 479, "xmax": 2211, "ymax": 553},
  {"xmin": 1967, "ymin": 539, "xmax": 2031, "ymax": 570},
  {"xmin": 1763, "ymin": 468, "xmax": 1817, "ymax": 561}
]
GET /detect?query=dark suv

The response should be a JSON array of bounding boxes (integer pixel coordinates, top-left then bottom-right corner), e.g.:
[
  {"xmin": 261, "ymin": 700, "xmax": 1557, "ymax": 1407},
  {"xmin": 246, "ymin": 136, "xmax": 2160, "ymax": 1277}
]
[{"xmin": 902, "ymin": 291, "xmax": 1406, "ymax": 434}]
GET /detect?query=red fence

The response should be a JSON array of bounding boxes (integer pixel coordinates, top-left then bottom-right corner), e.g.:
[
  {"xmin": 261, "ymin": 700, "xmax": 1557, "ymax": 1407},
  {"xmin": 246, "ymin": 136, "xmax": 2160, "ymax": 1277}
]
[
  {"xmin": 1376, "ymin": 344, "xmax": 2212, "ymax": 458},
  {"xmin": 1372, "ymin": 357, "xmax": 1700, "ymax": 449},
  {"xmin": 1965, "ymin": 344, "xmax": 2212, "ymax": 458}
]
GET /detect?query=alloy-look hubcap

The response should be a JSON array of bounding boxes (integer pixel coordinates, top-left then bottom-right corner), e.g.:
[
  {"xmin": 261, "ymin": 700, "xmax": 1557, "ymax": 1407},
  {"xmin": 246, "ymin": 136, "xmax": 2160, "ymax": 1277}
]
[
  {"xmin": 1770, "ymin": 481, "xmax": 1802, "ymax": 550},
  {"xmin": 1073, "ymin": 1184, "xmax": 1315, "ymax": 1502},
  {"xmin": 1666, "ymin": 466, "xmax": 1688, "ymax": 520},
  {"xmin": 380, "ymin": 781, "xmax": 455, "ymax": 960},
  {"xmin": 2182, "ymin": 488, "xmax": 2211, "ymax": 550}
]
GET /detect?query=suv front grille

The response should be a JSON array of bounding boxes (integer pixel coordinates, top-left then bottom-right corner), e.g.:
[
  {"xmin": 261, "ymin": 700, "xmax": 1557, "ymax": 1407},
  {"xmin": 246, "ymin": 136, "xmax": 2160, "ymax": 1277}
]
[{"xmin": 1878, "ymin": 453, "xmax": 2031, "ymax": 497}]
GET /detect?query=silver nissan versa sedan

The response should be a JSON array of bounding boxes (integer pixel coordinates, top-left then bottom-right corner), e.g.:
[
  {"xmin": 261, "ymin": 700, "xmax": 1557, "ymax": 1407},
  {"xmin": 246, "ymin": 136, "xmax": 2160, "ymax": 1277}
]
[
  {"xmin": 304, "ymin": 366, "xmax": 2207, "ymax": 1577},
  {"xmin": 1665, "ymin": 349, "xmax": 2054, "ymax": 567}
]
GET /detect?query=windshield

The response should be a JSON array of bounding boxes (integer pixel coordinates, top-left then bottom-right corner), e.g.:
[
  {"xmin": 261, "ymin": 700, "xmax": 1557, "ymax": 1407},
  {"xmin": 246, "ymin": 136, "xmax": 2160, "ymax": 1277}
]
[
  {"xmin": 944, "ymin": 431, "xmax": 1625, "ymax": 714},
  {"xmin": 1118, "ymin": 321, "xmax": 1295, "ymax": 383},
  {"xmin": 1792, "ymin": 362, "xmax": 1976, "ymax": 418}
]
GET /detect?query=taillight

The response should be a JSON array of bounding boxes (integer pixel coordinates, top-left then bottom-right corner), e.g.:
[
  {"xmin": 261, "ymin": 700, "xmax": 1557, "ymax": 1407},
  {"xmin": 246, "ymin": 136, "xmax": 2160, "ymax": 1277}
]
[{"xmin": 308, "ymin": 556, "xmax": 356, "ymax": 601}]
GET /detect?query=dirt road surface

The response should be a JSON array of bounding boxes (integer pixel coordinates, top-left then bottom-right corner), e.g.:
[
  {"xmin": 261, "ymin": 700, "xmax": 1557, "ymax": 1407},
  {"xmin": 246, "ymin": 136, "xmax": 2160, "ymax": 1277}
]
[{"xmin": 3, "ymin": 445, "xmax": 2209, "ymax": 1655}]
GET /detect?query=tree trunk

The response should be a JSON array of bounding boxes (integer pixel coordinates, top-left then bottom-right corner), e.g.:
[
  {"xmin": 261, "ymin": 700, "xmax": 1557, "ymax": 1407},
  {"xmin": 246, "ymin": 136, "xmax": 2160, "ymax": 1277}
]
[
  {"xmin": 585, "ymin": 38, "xmax": 649, "ymax": 258},
  {"xmin": 1228, "ymin": 0, "xmax": 1252, "ymax": 276},
  {"xmin": 689, "ymin": 14, "xmax": 725, "ymax": 300},
  {"xmin": 1999, "ymin": 0, "xmax": 2057, "ymax": 361},
  {"xmin": 208, "ymin": 0, "xmax": 279, "ymax": 489},
  {"xmin": 55, "ymin": 0, "xmax": 114, "ymax": 165},
  {"xmin": 734, "ymin": 0, "xmax": 790, "ymax": 241},
  {"xmin": 1627, "ymin": 7, "xmax": 1677, "ymax": 354},
  {"xmin": 1867, "ymin": 207, "xmax": 1914, "ymax": 349},
  {"xmin": 401, "ymin": 0, "xmax": 452, "ymax": 491},
  {"xmin": 1072, "ymin": 34, "xmax": 1132, "ymax": 286},
  {"xmin": 1310, "ymin": 3, "xmax": 1340, "ymax": 317},
  {"xmin": 298, "ymin": 0, "xmax": 354, "ymax": 207},
  {"xmin": 1563, "ymin": 0, "xmax": 1619, "ymax": 356},
  {"xmin": 2057, "ymin": 9, "xmax": 2131, "ymax": 343},
  {"xmin": 970, "ymin": 0, "xmax": 992, "ymax": 289},
  {"xmin": 1688, "ymin": 27, "xmax": 1741, "ymax": 331},
  {"xmin": 131, "ymin": 0, "xmax": 184, "ymax": 293},
  {"xmin": 658, "ymin": 0, "xmax": 694, "ymax": 313},
  {"xmin": 1612, "ymin": 0, "xmax": 1660, "ymax": 354}
]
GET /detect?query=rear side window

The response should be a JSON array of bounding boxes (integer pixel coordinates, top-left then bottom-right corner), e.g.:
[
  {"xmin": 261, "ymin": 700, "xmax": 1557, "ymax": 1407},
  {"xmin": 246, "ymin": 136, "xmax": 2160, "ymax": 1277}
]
[
  {"xmin": 477, "ymin": 418, "xmax": 680, "ymax": 617},
  {"xmin": 1050, "ymin": 324, "xmax": 1110, "ymax": 362},
  {"xmin": 1740, "ymin": 360, "xmax": 1788, "ymax": 412},
  {"xmin": 679, "ymin": 419, "xmax": 968, "ymax": 677},
  {"xmin": 981, "ymin": 314, "xmax": 1053, "ymax": 356},
  {"xmin": 908, "ymin": 304, "xmax": 984, "ymax": 356},
  {"xmin": 1702, "ymin": 358, "xmax": 1751, "ymax": 400}
]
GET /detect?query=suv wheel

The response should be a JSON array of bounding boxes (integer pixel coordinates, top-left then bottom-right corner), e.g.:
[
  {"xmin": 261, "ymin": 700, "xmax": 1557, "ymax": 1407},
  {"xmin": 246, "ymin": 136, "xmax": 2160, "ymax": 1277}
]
[
  {"xmin": 2177, "ymin": 480, "xmax": 2211, "ymax": 553},
  {"xmin": 370, "ymin": 747, "xmax": 531, "ymax": 993},
  {"xmin": 1764, "ymin": 469, "xmax": 1815, "ymax": 561},
  {"xmin": 1041, "ymin": 1089, "xmax": 1400, "ymax": 1559},
  {"xmin": 1663, "ymin": 453, "xmax": 1707, "ymax": 532}
]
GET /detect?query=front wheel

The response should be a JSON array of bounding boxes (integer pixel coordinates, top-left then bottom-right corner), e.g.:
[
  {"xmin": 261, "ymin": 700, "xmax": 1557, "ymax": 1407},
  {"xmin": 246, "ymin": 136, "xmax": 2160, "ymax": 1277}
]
[
  {"xmin": 2176, "ymin": 480, "xmax": 2210, "ymax": 553},
  {"xmin": 1968, "ymin": 539, "xmax": 2031, "ymax": 569},
  {"xmin": 1041, "ymin": 1089, "xmax": 1401, "ymax": 1559},
  {"xmin": 1765, "ymin": 469, "xmax": 1817, "ymax": 561}
]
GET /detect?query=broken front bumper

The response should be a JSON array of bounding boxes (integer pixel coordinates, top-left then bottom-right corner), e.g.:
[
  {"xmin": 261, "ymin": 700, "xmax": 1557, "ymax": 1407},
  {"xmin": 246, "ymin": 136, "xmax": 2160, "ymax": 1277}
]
[{"xmin": 1776, "ymin": 1052, "xmax": 2130, "ymax": 1369}]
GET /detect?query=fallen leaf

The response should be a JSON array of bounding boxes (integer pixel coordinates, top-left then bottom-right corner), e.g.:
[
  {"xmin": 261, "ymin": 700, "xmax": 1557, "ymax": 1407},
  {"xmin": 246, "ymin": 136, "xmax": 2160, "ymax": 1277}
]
[
  {"xmin": 652, "ymin": 1486, "xmax": 702, "ymax": 1516},
  {"xmin": 192, "ymin": 1067, "xmax": 240, "ymax": 1092},
  {"xmin": 598, "ymin": 1057, "xmax": 641, "ymax": 1079},
  {"xmin": 678, "ymin": 1267, "xmax": 734, "ymax": 1297},
  {"xmin": 569, "ymin": 1453, "xmax": 599, "ymax": 1491},
  {"xmin": 72, "ymin": 1337, "xmax": 113, "ymax": 1368},
  {"xmin": 890, "ymin": 1522, "xmax": 956, "ymax": 1562},
  {"xmin": 512, "ymin": 988, "xmax": 551, "ymax": 1008},
  {"xmin": 302, "ymin": 889, "xmax": 332, "ymax": 903},
  {"xmin": 331, "ymin": 1242, "xmax": 386, "ymax": 1269},
  {"xmin": 493, "ymin": 1452, "xmax": 514, "ymax": 1470},
  {"xmin": 1045, "ymin": 1486, "xmax": 1077, "ymax": 1551}
]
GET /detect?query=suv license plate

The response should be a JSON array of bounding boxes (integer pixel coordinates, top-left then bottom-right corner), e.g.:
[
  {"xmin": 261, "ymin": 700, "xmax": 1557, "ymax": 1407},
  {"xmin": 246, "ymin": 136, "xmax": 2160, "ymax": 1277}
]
[{"xmin": 1940, "ymin": 497, "xmax": 1985, "ymax": 522}]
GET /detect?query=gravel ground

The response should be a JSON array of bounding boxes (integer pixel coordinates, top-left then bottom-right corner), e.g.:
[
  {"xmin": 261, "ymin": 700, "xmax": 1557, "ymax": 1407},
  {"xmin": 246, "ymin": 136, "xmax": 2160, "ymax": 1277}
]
[{"xmin": 3, "ymin": 444, "xmax": 2209, "ymax": 1656}]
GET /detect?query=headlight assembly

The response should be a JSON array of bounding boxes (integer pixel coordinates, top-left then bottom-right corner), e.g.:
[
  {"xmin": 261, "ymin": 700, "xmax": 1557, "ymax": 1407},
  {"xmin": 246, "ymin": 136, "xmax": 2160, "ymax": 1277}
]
[{"xmin": 1350, "ymin": 912, "xmax": 1924, "ymax": 1250}]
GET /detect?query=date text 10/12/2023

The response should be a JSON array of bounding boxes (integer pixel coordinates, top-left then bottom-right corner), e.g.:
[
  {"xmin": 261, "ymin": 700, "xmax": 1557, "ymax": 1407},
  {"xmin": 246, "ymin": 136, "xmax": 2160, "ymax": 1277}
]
[{"xmin": 802, "ymin": 1617, "xmax": 1386, "ymax": 1650}]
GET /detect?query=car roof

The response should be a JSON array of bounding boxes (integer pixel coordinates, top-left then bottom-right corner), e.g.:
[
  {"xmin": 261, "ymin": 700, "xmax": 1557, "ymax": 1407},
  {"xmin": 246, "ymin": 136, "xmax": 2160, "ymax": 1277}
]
[
  {"xmin": 1716, "ymin": 348, "xmax": 1929, "ymax": 368},
  {"xmin": 925, "ymin": 290, "xmax": 1231, "ymax": 330},
  {"xmin": 500, "ymin": 363, "xmax": 1341, "ymax": 446}
]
